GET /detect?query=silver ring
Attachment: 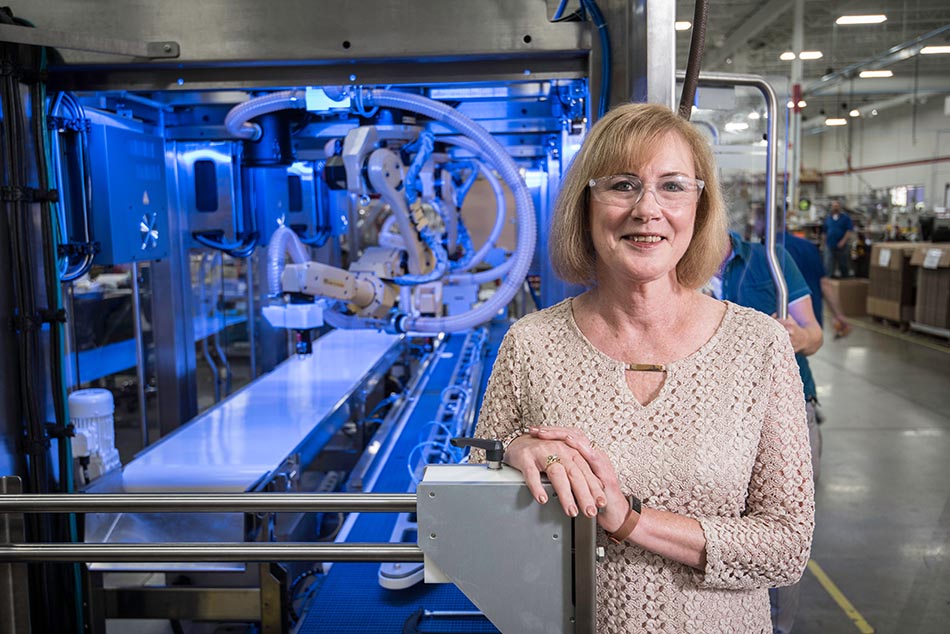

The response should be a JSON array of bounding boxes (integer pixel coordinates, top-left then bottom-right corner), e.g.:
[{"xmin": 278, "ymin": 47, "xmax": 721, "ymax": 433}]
[{"xmin": 545, "ymin": 454, "xmax": 561, "ymax": 468}]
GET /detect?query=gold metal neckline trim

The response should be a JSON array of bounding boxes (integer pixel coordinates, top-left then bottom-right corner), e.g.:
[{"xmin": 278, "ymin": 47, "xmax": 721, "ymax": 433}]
[{"xmin": 625, "ymin": 363, "xmax": 667, "ymax": 372}]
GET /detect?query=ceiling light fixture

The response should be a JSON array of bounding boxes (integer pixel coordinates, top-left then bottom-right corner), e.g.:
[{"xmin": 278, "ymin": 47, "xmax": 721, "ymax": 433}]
[
  {"xmin": 798, "ymin": 100, "xmax": 807, "ymax": 108},
  {"xmin": 799, "ymin": 51, "xmax": 824, "ymax": 60},
  {"xmin": 748, "ymin": 112, "xmax": 761, "ymax": 120},
  {"xmin": 920, "ymin": 45, "xmax": 950, "ymax": 55},
  {"xmin": 675, "ymin": 21, "xmax": 692, "ymax": 31},
  {"xmin": 725, "ymin": 122, "xmax": 749, "ymax": 132},
  {"xmin": 859, "ymin": 70, "xmax": 894, "ymax": 78},
  {"xmin": 849, "ymin": 109, "xmax": 860, "ymax": 117},
  {"xmin": 787, "ymin": 100, "xmax": 796, "ymax": 108},
  {"xmin": 825, "ymin": 118, "xmax": 848, "ymax": 126},
  {"xmin": 780, "ymin": 51, "xmax": 796, "ymax": 61},
  {"xmin": 836, "ymin": 15, "xmax": 887, "ymax": 25}
]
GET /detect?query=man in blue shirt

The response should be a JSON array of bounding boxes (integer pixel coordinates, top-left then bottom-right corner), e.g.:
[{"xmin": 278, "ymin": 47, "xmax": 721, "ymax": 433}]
[
  {"xmin": 710, "ymin": 231, "xmax": 823, "ymax": 634},
  {"xmin": 780, "ymin": 230, "xmax": 852, "ymax": 339},
  {"xmin": 822, "ymin": 200, "xmax": 854, "ymax": 278}
]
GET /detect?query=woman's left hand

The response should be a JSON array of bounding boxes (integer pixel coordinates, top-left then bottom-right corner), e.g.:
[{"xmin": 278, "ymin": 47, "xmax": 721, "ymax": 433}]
[{"xmin": 529, "ymin": 426, "xmax": 630, "ymax": 534}]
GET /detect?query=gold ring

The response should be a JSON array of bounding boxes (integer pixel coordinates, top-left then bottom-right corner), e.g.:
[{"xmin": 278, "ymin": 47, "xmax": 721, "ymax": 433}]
[{"xmin": 545, "ymin": 454, "xmax": 561, "ymax": 468}]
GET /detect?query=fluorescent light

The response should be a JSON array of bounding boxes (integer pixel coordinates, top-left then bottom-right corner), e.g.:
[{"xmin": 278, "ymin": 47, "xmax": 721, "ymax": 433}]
[
  {"xmin": 825, "ymin": 118, "xmax": 848, "ymax": 126},
  {"xmin": 859, "ymin": 69, "xmax": 893, "ymax": 78},
  {"xmin": 748, "ymin": 112, "xmax": 761, "ymax": 120},
  {"xmin": 780, "ymin": 51, "xmax": 796, "ymax": 61},
  {"xmin": 797, "ymin": 100, "xmax": 807, "ymax": 108},
  {"xmin": 871, "ymin": 109, "xmax": 878, "ymax": 116},
  {"xmin": 787, "ymin": 100, "xmax": 796, "ymax": 108},
  {"xmin": 849, "ymin": 109, "xmax": 861, "ymax": 117},
  {"xmin": 675, "ymin": 21, "xmax": 692, "ymax": 31},
  {"xmin": 836, "ymin": 14, "xmax": 887, "ymax": 25},
  {"xmin": 799, "ymin": 51, "xmax": 824, "ymax": 60},
  {"xmin": 921, "ymin": 46, "xmax": 950, "ymax": 55},
  {"xmin": 725, "ymin": 122, "xmax": 749, "ymax": 132}
]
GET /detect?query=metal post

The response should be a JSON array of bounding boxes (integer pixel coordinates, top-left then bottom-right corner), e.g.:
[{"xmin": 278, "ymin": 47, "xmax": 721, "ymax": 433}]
[
  {"xmin": 1, "ymin": 476, "xmax": 31, "ymax": 634},
  {"xmin": 130, "ymin": 262, "xmax": 149, "ymax": 447},
  {"xmin": 246, "ymin": 253, "xmax": 257, "ymax": 379}
]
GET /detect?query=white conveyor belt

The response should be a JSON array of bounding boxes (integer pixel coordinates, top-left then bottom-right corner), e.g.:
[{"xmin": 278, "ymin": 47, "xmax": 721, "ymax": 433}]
[{"xmin": 120, "ymin": 329, "xmax": 402, "ymax": 492}]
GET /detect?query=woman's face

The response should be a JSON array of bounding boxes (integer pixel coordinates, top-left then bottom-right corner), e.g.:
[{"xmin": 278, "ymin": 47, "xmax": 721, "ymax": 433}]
[{"xmin": 588, "ymin": 131, "xmax": 699, "ymax": 287}]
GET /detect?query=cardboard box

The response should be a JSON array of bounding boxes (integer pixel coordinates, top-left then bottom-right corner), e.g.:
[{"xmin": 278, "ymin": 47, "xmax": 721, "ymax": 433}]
[
  {"xmin": 910, "ymin": 245, "xmax": 950, "ymax": 329},
  {"xmin": 867, "ymin": 242, "xmax": 923, "ymax": 322},
  {"xmin": 826, "ymin": 278, "xmax": 868, "ymax": 318}
]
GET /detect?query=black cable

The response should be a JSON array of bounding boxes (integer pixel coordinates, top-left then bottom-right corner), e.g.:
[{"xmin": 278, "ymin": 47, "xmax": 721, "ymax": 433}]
[
  {"xmin": 1, "ymin": 14, "xmax": 56, "ymax": 630},
  {"xmin": 677, "ymin": 0, "xmax": 710, "ymax": 120}
]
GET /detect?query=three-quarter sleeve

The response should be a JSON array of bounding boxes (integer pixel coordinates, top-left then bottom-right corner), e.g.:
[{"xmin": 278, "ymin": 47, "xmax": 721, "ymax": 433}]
[
  {"xmin": 469, "ymin": 330, "xmax": 525, "ymax": 463},
  {"xmin": 696, "ymin": 333, "xmax": 816, "ymax": 589}
]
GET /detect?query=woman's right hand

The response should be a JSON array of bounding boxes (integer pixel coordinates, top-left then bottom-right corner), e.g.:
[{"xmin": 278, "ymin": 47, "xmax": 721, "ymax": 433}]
[{"xmin": 504, "ymin": 432, "xmax": 607, "ymax": 519}]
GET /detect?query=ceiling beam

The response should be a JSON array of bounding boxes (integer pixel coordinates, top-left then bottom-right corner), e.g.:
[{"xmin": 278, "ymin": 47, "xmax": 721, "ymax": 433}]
[
  {"xmin": 703, "ymin": 0, "xmax": 792, "ymax": 69},
  {"xmin": 802, "ymin": 24, "xmax": 950, "ymax": 96}
]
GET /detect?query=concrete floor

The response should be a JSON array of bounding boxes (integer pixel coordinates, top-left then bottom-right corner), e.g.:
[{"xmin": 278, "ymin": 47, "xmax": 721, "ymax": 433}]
[{"xmin": 793, "ymin": 322, "xmax": 950, "ymax": 634}]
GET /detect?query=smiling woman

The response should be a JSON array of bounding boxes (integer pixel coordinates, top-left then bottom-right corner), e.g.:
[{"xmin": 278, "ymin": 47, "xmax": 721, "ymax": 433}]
[{"xmin": 471, "ymin": 102, "xmax": 815, "ymax": 633}]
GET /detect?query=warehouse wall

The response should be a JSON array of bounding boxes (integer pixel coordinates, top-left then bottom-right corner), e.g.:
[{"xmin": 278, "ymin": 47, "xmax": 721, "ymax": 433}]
[{"xmin": 802, "ymin": 97, "xmax": 950, "ymax": 208}]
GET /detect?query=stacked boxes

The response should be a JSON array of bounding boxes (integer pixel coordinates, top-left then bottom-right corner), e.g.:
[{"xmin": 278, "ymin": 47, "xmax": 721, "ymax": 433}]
[
  {"xmin": 866, "ymin": 242, "xmax": 922, "ymax": 323},
  {"xmin": 825, "ymin": 278, "xmax": 869, "ymax": 318},
  {"xmin": 911, "ymin": 245, "xmax": 950, "ymax": 331}
]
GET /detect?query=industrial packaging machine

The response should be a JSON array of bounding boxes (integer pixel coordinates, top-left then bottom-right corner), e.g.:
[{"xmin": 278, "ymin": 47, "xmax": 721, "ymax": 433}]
[{"xmin": 0, "ymin": 1, "xmax": 678, "ymax": 631}]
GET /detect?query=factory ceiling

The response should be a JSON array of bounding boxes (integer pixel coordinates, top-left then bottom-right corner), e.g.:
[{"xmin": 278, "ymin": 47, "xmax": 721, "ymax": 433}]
[{"xmin": 675, "ymin": 0, "xmax": 950, "ymax": 122}]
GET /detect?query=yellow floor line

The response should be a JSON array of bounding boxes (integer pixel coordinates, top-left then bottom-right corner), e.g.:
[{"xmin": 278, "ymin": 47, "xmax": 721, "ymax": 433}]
[{"xmin": 807, "ymin": 559, "xmax": 875, "ymax": 633}]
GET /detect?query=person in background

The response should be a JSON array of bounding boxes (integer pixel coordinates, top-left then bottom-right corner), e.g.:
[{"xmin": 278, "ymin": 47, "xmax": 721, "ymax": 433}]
[
  {"xmin": 710, "ymin": 228, "xmax": 824, "ymax": 634},
  {"xmin": 785, "ymin": 233, "xmax": 853, "ymax": 339},
  {"xmin": 822, "ymin": 200, "xmax": 854, "ymax": 278},
  {"xmin": 472, "ymin": 102, "xmax": 814, "ymax": 633}
]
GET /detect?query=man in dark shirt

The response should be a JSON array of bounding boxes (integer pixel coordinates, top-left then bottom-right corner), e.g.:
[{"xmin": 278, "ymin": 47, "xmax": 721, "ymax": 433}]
[{"xmin": 822, "ymin": 200, "xmax": 854, "ymax": 278}]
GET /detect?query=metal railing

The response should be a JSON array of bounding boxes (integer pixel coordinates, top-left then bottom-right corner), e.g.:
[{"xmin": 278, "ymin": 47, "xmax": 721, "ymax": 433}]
[{"xmin": 0, "ymin": 487, "xmax": 421, "ymax": 563}]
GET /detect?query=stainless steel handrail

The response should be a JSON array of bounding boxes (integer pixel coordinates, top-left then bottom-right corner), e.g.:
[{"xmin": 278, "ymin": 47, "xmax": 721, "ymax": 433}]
[
  {"xmin": 0, "ymin": 492, "xmax": 417, "ymax": 513},
  {"xmin": 676, "ymin": 71, "xmax": 788, "ymax": 319},
  {"xmin": 0, "ymin": 542, "xmax": 423, "ymax": 563}
]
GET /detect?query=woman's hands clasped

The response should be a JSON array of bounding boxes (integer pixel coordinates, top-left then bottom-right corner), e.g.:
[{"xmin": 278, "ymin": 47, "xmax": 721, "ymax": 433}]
[{"xmin": 505, "ymin": 426, "xmax": 629, "ymax": 533}]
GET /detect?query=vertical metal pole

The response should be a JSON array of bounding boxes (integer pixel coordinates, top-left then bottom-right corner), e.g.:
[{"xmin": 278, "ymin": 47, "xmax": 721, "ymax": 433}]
[
  {"xmin": 130, "ymin": 262, "xmax": 149, "ymax": 447},
  {"xmin": 1, "ymin": 476, "xmax": 32, "ymax": 634},
  {"xmin": 246, "ymin": 253, "xmax": 257, "ymax": 379},
  {"xmin": 789, "ymin": 0, "xmax": 804, "ymax": 214},
  {"xmin": 760, "ymin": 79, "xmax": 788, "ymax": 320}
]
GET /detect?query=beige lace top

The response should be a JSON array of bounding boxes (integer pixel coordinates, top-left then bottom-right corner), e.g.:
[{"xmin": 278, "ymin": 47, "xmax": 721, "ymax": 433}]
[{"xmin": 474, "ymin": 298, "xmax": 815, "ymax": 633}]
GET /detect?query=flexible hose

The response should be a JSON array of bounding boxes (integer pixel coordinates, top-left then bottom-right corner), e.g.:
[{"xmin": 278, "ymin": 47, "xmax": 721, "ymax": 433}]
[
  {"xmin": 362, "ymin": 89, "xmax": 536, "ymax": 333},
  {"xmin": 267, "ymin": 225, "xmax": 310, "ymax": 296},
  {"xmin": 447, "ymin": 255, "xmax": 514, "ymax": 285},
  {"xmin": 225, "ymin": 90, "xmax": 307, "ymax": 141},
  {"xmin": 677, "ymin": 0, "xmax": 710, "ymax": 120},
  {"xmin": 393, "ymin": 227, "xmax": 449, "ymax": 286},
  {"xmin": 442, "ymin": 137, "xmax": 507, "ymax": 272}
]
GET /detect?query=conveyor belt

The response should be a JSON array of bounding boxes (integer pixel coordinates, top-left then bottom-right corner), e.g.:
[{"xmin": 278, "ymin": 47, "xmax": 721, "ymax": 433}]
[
  {"xmin": 299, "ymin": 332, "xmax": 501, "ymax": 633},
  {"xmin": 120, "ymin": 329, "xmax": 402, "ymax": 492}
]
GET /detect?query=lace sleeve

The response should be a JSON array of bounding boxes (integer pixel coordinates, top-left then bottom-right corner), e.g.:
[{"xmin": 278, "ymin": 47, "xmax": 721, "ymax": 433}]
[
  {"xmin": 696, "ymin": 332, "xmax": 816, "ymax": 590},
  {"xmin": 468, "ymin": 330, "xmax": 525, "ymax": 464}
]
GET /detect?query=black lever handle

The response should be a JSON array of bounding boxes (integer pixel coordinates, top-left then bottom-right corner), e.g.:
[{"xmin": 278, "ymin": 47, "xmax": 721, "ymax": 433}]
[{"xmin": 451, "ymin": 437, "xmax": 503, "ymax": 469}]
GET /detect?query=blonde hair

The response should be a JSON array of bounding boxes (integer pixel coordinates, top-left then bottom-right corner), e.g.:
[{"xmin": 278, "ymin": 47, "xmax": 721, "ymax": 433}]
[{"xmin": 549, "ymin": 102, "xmax": 728, "ymax": 289}]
